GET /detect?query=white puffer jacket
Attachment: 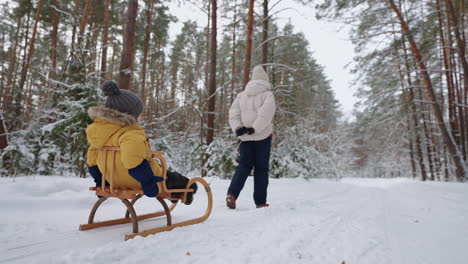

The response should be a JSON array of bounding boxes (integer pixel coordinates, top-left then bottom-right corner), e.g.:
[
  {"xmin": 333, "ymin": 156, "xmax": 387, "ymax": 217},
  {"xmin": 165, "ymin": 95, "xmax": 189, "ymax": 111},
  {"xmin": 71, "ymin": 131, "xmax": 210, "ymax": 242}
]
[{"xmin": 229, "ymin": 66, "xmax": 276, "ymax": 141}]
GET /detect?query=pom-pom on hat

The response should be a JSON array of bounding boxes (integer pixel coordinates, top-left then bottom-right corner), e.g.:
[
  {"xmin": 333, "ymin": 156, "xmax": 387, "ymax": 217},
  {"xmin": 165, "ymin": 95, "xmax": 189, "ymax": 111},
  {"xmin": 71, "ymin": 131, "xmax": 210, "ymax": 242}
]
[{"xmin": 101, "ymin": 80, "xmax": 143, "ymax": 120}]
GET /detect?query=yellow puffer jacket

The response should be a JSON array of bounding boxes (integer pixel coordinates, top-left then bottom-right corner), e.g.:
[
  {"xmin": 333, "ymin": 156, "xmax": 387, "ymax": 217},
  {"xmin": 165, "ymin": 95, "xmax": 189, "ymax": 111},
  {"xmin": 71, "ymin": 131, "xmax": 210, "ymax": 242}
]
[{"xmin": 86, "ymin": 106, "xmax": 162, "ymax": 190}]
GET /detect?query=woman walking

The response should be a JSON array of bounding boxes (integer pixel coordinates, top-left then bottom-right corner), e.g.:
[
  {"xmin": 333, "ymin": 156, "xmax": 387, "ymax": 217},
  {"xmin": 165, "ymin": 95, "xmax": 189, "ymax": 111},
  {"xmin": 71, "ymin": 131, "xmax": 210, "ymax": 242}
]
[{"xmin": 226, "ymin": 65, "xmax": 276, "ymax": 209}]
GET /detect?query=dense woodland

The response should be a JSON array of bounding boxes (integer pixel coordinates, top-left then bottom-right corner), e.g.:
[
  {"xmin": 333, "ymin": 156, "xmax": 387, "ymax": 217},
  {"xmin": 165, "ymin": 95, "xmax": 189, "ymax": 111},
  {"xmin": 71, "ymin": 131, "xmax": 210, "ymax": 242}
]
[
  {"xmin": 316, "ymin": 0, "xmax": 467, "ymax": 181},
  {"xmin": 0, "ymin": 0, "xmax": 466, "ymax": 182}
]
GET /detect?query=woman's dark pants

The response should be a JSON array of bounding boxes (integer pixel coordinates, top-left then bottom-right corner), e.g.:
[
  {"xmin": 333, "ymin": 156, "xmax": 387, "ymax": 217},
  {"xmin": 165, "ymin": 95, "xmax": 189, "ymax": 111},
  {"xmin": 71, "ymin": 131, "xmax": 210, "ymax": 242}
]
[{"xmin": 227, "ymin": 136, "xmax": 272, "ymax": 205}]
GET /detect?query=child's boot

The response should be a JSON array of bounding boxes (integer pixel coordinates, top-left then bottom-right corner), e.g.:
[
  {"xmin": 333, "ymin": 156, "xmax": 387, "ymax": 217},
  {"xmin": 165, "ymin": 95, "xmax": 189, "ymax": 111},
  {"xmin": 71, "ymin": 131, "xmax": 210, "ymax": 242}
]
[{"xmin": 184, "ymin": 182, "xmax": 198, "ymax": 205}]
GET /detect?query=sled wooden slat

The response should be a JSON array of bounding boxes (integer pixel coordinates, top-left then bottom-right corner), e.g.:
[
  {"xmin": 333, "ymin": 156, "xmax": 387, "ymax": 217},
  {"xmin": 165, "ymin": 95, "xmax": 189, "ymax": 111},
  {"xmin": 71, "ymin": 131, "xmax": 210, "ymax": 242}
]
[
  {"xmin": 109, "ymin": 150, "xmax": 116, "ymax": 194},
  {"xmin": 166, "ymin": 189, "xmax": 195, "ymax": 193},
  {"xmin": 88, "ymin": 187, "xmax": 143, "ymax": 200},
  {"xmin": 79, "ymin": 203, "xmax": 177, "ymax": 231},
  {"xmin": 79, "ymin": 146, "xmax": 213, "ymax": 240}
]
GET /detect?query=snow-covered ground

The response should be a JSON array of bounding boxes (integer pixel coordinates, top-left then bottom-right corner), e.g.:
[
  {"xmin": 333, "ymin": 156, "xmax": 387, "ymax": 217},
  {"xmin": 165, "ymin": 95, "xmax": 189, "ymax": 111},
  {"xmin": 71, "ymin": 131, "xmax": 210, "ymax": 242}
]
[{"xmin": 1, "ymin": 176, "xmax": 467, "ymax": 264}]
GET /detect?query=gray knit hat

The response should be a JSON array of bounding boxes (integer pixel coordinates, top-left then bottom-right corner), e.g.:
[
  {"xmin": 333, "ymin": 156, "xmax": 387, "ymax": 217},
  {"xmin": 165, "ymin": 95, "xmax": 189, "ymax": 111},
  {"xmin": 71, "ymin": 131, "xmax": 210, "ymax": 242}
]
[{"xmin": 101, "ymin": 80, "xmax": 143, "ymax": 120}]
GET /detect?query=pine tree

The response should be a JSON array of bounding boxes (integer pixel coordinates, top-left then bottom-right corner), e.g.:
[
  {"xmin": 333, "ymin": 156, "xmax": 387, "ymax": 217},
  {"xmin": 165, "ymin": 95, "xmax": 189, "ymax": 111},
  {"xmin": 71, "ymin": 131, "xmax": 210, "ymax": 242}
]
[
  {"xmin": 206, "ymin": 0, "xmax": 218, "ymax": 146},
  {"xmin": 243, "ymin": 0, "xmax": 254, "ymax": 87},
  {"xmin": 118, "ymin": 0, "xmax": 138, "ymax": 91}
]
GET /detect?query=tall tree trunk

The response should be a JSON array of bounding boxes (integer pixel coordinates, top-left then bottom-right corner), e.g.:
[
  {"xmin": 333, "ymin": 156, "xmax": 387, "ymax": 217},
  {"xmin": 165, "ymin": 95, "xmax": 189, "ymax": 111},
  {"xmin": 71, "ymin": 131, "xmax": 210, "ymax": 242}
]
[
  {"xmin": 2, "ymin": 17, "xmax": 21, "ymax": 112},
  {"xmin": 408, "ymin": 78, "xmax": 427, "ymax": 181},
  {"xmin": 394, "ymin": 33, "xmax": 417, "ymax": 179},
  {"xmin": 443, "ymin": 3, "xmax": 461, "ymax": 156},
  {"xmin": 80, "ymin": 0, "xmax": 93, "ymax": 35},
  {"xmin": 155, "ymin": 42, "xmax": 162, "ymax": 117},
  {"xmin": 456, "ymin": 78, "xmax": 466, "ymax": 159},
  {"xmin": 436, "ymin": 0, "xmax": 458, "ymax": 152},
  {"xmin": 170, "ymin": 65, "xmax": 177, "ymax": 113},
  {"xmin": 160, "ymin": 58, "xmax": 166, "ymax": 116},
  {"xmin": 100, "ymin": 0, "xmax": 111, "ymax": 80},
  {"xmin": 89, "ymin": 19, "xmax": 100, "ymax": 74},
  {"xmin": 0, "ymin": 110, "xmax": 7, "ymax": 151},
  {"xmin": 110, "ymin": 42, "xmax": 116, "ymax": 80},
  {"xmin": 444, "ymin": 0, "xmax": 468, "ymax": 96},
  {"xmin": 8, "ymin": 12, "xmax": 31, "ymax": 127},
  {"xmin": 262, "ymin": 0, "xmax": 269, "ymax": 67},
  {"xmin": 0, "ymin": 22, "xmax": 5, "ymax": 101},
  {"xmin": 201, "ymin": 1, "xmax": 212, "ymax": 176},
  {"xmin": 206, "ymin": 0, "xmax": 217, "ymax": 146},
  {"xmin": 271, "ymin": 33, "xmax": 276, "ymax": 88},
  {"xmin": 70, "ymin": 0, "xmax": 80, "ymax": 52},
  {"xmin": 462, "ymin": 0, "xmax": 468, "ymax": 159},
  {"xmin": 118, "ymin": 0, "xmax": 138, "ymax": 91},
  {"xmin": 23, "ymin": 78, "xmax": 34, "ymax": 128},
  {"xmin": 46, "ymin": 0, "xmax": 59, "ymax": 104},
  {"xmin": 79, "ymin": 0, "xmax": 95, "ymax": 78},
  {"xmin": 405, "ymin": 111, "xmax": 417, "ymax": 179},
  {"xmin": 243, "ymin": 0, "xmax": 254, "ymax": 88},
  {"xmin": 141, "ymin": 1, "xmax": 154, "ymax": 113},
  {"xmin": 445, "ymin": 0, "xmax": 468, "ymax": 160},
  {"xmin": 205, "ymin": 0, "xmax": 211, "ymax": 96},
  {"xmin": 429, "ymin": 112, "xmax": 442, "ymax": 180},
  {"xmin": 388, "ymin": 0, "xmax": 466, "ymax": 180},
  {"xmin": 417, "ymin": 78, "xmax": 436, "ymax": 180},
  {"xmin": 21, "ymin": 12, "xmax": 31, "ymax": 67},
  {"xmin": 401, "ymin": 30, "xmax": 427, "ymax": 181},
  {"xmin": 230, "ymin": 0, "xmax": 237, "ymax": 105},
  {"xmin": 219, "ymin": 65, "xmax": 226, "ymax": 130},
  {"xmin": 14, "ymin": 0, "xmax": 44, "ymax": 123},
  {"xmin": 148, "ymin": 51, "xmax": 156, "ymax": 122},
  {"xmin": 443, "ymin": 146, "xmax": 450, "ymax": 180}
]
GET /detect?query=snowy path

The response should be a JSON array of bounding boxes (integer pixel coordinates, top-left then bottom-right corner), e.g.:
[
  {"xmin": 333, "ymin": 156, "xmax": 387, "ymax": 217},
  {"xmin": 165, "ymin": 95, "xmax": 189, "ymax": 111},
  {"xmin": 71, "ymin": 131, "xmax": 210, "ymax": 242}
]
[{"xmin": 0, "ymin": 176, "xmax": 467, "ymax": 264}]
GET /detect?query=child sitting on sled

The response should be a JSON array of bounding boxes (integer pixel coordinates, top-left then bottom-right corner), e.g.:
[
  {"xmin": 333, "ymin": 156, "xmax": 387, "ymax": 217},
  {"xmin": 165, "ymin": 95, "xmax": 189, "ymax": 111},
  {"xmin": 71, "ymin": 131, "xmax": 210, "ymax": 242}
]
[{"xmin": 86, "ymin": 80, "xmax": 197, "ymax": 204}]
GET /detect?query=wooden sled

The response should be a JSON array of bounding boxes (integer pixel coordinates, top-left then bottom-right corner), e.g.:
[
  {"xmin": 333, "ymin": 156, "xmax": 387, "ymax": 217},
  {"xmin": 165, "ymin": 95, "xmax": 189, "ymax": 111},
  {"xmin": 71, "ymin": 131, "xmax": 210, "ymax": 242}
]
[{"xmin": 79, "ymin": 147, "xmax": 213, "ymax": 240}]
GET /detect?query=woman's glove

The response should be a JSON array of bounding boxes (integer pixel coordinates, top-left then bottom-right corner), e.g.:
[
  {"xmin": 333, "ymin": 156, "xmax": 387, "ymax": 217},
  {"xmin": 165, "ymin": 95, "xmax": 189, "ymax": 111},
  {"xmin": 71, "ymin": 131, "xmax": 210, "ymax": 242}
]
[
  {"xmin": 235, "ymin": 126, "xmax": 255, "ymax": 136},
  {"xmin": 235, "ymin": 126, "xmax": 247, "ymax": 136},
  {"xmin": 245, "ymin": 127, "xmax": 255, "ymax": 135}
]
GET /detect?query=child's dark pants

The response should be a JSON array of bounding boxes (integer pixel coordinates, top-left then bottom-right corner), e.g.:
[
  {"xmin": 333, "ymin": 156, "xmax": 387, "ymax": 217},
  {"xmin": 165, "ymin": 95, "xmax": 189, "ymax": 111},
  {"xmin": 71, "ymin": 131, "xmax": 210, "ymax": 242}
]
[{"xmin": 227, "ymin": 136, "xmax": 272, "ymax": 205}]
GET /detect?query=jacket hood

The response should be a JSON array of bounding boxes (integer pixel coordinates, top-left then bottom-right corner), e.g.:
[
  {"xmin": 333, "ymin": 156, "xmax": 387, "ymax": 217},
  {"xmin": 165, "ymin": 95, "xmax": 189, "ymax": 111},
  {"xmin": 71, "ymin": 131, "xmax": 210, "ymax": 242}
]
[
  {"xmin": 88, "ymin": 105, "xmax": 137, "ymax": 126},
  {"xmin": 86, "ymin": 106, "xmax": 141, "ymax": 148},
  {"xmin": 251, "ymin": 65, "xmax": 269, "ymax": 82},
  {"xmin": 245, "ymin": 79, "xmax": 271, "ymax": 96}
]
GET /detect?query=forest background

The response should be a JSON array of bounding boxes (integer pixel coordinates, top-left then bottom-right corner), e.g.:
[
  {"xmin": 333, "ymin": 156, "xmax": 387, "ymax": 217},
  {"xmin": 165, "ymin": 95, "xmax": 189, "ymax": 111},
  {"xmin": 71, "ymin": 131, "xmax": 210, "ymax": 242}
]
[{"xmin": 0, "ymin": 0, "xmax": 466, "ymax": 182}]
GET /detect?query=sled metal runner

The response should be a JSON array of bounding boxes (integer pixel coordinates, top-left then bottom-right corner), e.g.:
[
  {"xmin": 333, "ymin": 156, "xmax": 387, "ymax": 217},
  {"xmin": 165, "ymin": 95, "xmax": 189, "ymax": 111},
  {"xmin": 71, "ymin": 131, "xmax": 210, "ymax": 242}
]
[{"xmin": 79, "ymin": 147, "xmax": 213, "ymax": 240}]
